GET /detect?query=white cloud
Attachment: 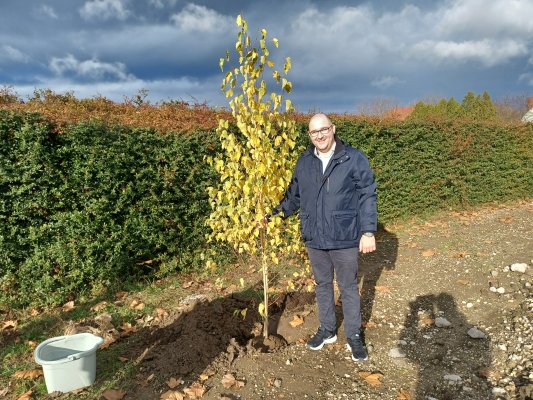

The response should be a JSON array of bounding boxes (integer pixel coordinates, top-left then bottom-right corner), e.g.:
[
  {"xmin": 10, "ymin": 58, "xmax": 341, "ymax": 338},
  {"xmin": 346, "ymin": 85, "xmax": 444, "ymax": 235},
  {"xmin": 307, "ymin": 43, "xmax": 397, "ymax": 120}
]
[
  {"xmin": 437, "ymin": 0, "xmax": 533, "ymax": 39},
  {"xmin": 170, "ymin": 4, "xmax": 232, "ymax": 33},
  {"xmin": 1, "ymin": 45, "xmax": 30, "ymax": 63},
  {"xmin": 283, "ymin": 0, "xmax": 532, "ymax": 85},
  {"xmin": 79, "ymin": 0, "xmax": 130, "ymax": 21},
  {"xmin": 371, "ymin": 76, "xmax": 403, "ymax": 90},
  {"xmin": 10, "ymin": 76, "xmax": 225, "ymax": 106},
  {"xmin": 149, "ymin": 0, "xmax": 179, "ymax": 9},
  {"xmin": 49, "ymin": 55, "xmax": 134, "ymax": 81},
  {"xmin": 37, "ymin": 5, "xmax": 59, "ymax": 19},
  {"xmin": 410, "ymin": 39, "xmax": 528, "ymax": 66}
]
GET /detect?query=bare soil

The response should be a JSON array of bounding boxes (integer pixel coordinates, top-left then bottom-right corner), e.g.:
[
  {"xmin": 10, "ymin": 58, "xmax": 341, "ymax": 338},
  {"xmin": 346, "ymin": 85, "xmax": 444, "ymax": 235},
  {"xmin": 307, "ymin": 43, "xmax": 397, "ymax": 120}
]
[{"xmin": 101, "ymin": 200, "xmax": 532, "ymax": 399}]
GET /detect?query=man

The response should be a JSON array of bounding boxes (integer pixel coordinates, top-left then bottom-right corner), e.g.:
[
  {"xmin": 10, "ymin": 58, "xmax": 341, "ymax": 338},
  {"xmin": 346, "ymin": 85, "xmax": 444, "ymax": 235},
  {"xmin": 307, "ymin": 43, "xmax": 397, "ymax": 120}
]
[{"xmin": 273, "ymin": 113, "xmax": 377, "ymax": 361}]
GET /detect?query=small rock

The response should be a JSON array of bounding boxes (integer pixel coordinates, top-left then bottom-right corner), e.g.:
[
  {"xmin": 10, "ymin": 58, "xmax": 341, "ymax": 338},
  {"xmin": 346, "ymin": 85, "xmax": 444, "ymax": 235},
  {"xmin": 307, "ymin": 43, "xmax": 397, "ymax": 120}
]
[
  {"xmin": 398, "ymin": 340, "xmax": 408, "ymax": 345},
  {"xmin": 388, "ymin": 347, "xmax": 406, "ymax": 358},
  {"xmin": 491, "ymin": 270, "xmax": 499, "ymax": 277},
  {"xmin": 435, "ymin": 317, "xmax": 452, "ymax": 328},
  {"xmin": 466, "ymin": 303, "xmax": 473, "ymax": 308},
  {"xmin": 444, "ymin": 374, "xmax": 462, "ymax": 382},
  {"xmin": 468, "ymin": 327, "xmax": 487, "ymax": 339},
  {"xmin": 497, "ymin": 344, "xmax": 507, "ymax": 351},
  {"xmin": 490, "ymin": 286, "xmax": 498, "ymax": 292},
  {"xmin": 273, "ymin": 378, "xmax": 282, "ymax": 388},
  {"xmin": 510, "ymin": 263, "xmax": 528, "ymax": 273},
  {"xmin": 492, "ymin": 387, "xmax": 507, "ymax": 395},
  {"xmin": 496, "ymin": 287, "xmax": 505, "ymax": 294},
  {"xmin": 285, "ymin": 359, "xmax": 292, "ymax": 365}
]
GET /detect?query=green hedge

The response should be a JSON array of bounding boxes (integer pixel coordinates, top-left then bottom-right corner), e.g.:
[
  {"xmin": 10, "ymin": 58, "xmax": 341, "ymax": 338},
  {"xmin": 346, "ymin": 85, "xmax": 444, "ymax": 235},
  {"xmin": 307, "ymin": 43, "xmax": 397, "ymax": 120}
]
[
  {"xmin": 334, "ymin": 119, "xmax": 532, "ymax": 221},
  {"xmin": 1, "ymin": 111, "xmax": 532, "ymax": 308},
  {"xmin": 0, "ymin": 111, "xmax": 217, "ymax": 307}
]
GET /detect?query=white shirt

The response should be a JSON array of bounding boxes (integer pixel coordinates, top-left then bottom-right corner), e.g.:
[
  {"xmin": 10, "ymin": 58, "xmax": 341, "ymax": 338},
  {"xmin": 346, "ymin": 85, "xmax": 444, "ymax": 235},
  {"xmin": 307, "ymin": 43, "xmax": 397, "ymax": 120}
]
[{"xmin": 315, "ymin": 143, "xmax": 336, "ymax": 173}]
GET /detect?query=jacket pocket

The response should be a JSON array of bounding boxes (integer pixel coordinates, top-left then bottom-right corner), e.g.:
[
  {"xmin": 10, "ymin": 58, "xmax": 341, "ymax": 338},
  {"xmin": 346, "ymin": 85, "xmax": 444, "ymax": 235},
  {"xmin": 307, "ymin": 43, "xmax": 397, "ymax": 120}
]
[
  {"xmin": 332, "ymin": 210, "xmax": 358, "ymax": 241},
  {"xmin": 299, "ymin": 212, "xmax": 312, "ymax": 241}
]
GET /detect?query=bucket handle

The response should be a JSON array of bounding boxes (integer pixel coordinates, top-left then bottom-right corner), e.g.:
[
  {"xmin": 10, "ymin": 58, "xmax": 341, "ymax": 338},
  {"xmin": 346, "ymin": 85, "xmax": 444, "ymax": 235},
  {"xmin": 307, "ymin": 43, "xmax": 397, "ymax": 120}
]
[
  {"xmin": 35, "ymin": 333, "xmax": 105, "ymax": 365},
  {"xmin": 65, "ymin": 335, "xmax": 105, "ymax": 361}
]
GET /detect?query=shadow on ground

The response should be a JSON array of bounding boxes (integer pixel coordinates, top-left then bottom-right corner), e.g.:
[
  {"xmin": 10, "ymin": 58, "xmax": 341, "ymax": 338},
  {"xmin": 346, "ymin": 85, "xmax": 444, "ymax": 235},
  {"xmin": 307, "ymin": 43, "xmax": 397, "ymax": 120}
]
[{"xmin": 400, "ymin": 293, "xmax": 493, "ymax": 400}]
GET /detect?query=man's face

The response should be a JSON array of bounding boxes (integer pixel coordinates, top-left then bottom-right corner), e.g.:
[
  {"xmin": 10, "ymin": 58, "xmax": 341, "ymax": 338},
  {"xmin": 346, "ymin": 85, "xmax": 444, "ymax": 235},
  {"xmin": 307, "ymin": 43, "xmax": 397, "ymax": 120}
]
[{"xmin": 308, "ymin": 116, "xmax": 335, "ymax": 154}]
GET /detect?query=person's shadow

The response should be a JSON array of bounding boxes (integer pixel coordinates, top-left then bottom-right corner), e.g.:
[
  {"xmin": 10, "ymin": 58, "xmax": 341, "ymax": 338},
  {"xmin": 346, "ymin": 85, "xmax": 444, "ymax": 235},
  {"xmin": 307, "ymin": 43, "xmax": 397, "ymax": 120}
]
[
  {"xmin": 358, "ymin": 226, "xmax": 399, "ymax": 327},
  {"xmin": 399, "ymin": 293, "xmax": 493, "ymax": 400}
]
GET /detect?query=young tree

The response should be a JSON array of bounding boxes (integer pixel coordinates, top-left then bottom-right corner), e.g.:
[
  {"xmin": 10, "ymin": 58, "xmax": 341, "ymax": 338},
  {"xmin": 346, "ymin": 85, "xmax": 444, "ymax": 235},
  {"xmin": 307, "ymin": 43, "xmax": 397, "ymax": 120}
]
[{"xmin": 206, "ymin": 15, "xmax": 301, "ymax": 338}]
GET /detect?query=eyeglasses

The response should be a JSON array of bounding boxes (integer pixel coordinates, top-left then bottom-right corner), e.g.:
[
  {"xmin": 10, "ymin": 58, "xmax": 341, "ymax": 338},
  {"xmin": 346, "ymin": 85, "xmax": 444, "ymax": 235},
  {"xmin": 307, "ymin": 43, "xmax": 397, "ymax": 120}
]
[{"xmin": 308, "ymin": 125, "xmax": 332, "ymax": 138}]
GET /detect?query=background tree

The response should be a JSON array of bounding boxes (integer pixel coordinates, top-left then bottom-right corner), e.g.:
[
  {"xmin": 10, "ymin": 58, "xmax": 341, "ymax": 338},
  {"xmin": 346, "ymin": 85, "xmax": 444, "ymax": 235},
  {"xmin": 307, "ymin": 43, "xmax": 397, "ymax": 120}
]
[{"xmin": 206, "ymin": 15, "xmax": 301, "ymax": 338}]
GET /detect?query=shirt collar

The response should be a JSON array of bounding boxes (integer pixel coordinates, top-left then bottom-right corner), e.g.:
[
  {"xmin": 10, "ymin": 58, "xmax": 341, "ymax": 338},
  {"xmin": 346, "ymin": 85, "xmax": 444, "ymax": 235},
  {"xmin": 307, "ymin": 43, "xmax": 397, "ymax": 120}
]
[{"xmin": 314, "ymin": 141, "xmax": 336, "ymax": 158}]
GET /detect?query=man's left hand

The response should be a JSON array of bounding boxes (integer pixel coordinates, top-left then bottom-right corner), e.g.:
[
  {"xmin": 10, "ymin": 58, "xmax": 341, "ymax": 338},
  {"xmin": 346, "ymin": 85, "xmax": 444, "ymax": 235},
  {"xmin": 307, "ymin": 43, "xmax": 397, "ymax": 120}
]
[{"xmin": 359, "ymin": 235, "xmax": 376, "ymax": 253}]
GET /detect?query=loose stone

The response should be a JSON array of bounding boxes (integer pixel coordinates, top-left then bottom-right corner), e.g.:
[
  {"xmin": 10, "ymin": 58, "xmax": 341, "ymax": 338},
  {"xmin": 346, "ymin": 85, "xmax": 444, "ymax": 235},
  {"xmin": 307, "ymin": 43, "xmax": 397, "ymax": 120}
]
[
  {"xmin": 510, "ymin": 263, "xmax": 528, "ymax": 273},
  {"xmin": 388, "ymin": 347, "xmax": 406, "ymax": 358},
  {"xmin": 435, "ymin": 317, "xmax": 452, "ymax": 328},
  {"xmin": 468, "ymin": 327, "xmax": 487, "ymax": 339},
  {"xmin": 444, "ymin": 374, "xmax": 462, "ymax": 382}
]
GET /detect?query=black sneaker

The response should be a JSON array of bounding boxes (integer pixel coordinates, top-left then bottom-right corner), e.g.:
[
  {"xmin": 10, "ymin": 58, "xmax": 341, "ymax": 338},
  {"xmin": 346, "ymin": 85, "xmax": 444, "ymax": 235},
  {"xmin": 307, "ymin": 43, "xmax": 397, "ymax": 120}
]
[
  {"xmin": 346, "ymin": 333, "xmax": 368, "ymax": 361},
  {"xmin": 307, "ymin": 327, "xmax": 337, "ymax": 350}
]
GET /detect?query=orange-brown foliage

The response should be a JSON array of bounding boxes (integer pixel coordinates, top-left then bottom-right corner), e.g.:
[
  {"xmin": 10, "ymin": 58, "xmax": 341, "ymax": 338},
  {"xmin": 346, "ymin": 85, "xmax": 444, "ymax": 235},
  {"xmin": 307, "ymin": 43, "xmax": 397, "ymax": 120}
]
[{"xmin": 0, "ymin": 91, "xmax": 230, "ymax": 135}]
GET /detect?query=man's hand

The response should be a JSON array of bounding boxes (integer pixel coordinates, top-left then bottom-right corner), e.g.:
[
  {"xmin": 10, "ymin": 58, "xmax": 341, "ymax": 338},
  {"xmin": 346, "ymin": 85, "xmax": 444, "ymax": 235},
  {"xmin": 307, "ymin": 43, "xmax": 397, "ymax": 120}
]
[{"xmin": 359, "ymin": 235, "xmax": 376, "ymax": 253}]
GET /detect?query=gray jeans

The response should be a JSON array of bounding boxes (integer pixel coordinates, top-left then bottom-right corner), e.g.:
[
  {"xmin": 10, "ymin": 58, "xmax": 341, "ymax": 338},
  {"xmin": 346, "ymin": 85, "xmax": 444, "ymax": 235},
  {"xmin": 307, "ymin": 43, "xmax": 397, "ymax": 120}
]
[{"xmin": 307, "ymin": 247, "xmax": 361, "ymax": 338}]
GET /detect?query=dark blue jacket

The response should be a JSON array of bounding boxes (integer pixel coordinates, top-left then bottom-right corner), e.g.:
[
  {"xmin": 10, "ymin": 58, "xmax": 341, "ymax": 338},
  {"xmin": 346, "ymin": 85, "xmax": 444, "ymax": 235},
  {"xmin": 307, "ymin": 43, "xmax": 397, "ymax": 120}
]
[{"xmin": 275, "ymin": 136, "xmax": 377, "ymax": 250}]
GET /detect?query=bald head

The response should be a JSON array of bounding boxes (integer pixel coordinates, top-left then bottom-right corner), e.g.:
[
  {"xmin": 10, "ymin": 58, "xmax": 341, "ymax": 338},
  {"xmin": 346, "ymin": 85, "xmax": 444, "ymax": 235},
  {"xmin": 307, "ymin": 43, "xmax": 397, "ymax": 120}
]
[{"xmin": 309, "ymin": 113, "xmax": 332, "ymax": 131}]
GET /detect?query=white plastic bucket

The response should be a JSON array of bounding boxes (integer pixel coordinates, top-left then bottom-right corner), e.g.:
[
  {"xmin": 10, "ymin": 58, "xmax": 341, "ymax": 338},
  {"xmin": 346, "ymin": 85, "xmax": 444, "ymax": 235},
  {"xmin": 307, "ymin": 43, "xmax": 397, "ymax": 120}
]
[{"xmin": 34, "ymin": 333, "xmax": 104, "ymax": 393}]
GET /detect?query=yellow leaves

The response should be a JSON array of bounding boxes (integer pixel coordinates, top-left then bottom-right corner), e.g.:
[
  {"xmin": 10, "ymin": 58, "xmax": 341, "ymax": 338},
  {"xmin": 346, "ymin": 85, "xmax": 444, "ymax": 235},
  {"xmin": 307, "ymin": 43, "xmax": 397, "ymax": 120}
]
[
  {"xmin": 167, "ymin": 377, "xmax": 182, "ymax": 389},
  {"xmin": 397, "ymin": 389, "xmax": 413, "ymax": 400},
  {"xmin": 258, "ymin": 302, "xmax": 266, "ymax": 318},
  {"xmin": 221, "ymin": 374, "xmax": 245, "ymax": 390},
  {"xmin": 284, "ymin": 57, "xmax": 292, "ymax": 74},
  {"xmin": 421, "ymin": 249, "xmax": 436, "ymax": 257},
  {"xmin": 161, "ymin": 391, "xmax": 184, "ymax": 400},
  {"xmin": 289, "ymin": 315, "xmax": 304, "ymax": 327},
  {"xmin": 101, "ymin": 389, "xmax": 126, "ymax": 400},
  {"xmin": 285, "ymin": 99, "xmax": 293, "ymax": 112},
  {"xmin": 13, "ymin": 369, "xmax": 43, "ymax": 379},
  {"xmin": 129, "ymin": 299, "xmax": 145, "ymax": 311},
  {"xmin": 183, "ymin": 382, "xmax": 206, "ymax": 399},
  {"xmin": 2, "ymin": 320, "xmax": 17, "ymax": 331},
  {"xmin": 16, "ymin": 391, "xmax": 32, "ymax": 400},
  {"xmin": 374, "ymin": 285, "xmax": 391, "ymax": 293},
  {"xmin": 358, "ymin": 371, "xmax": 384, "ymax": 386},
  {"xmin": 272, "ymin": 37, "xmax": 279, "ymax": 48}
]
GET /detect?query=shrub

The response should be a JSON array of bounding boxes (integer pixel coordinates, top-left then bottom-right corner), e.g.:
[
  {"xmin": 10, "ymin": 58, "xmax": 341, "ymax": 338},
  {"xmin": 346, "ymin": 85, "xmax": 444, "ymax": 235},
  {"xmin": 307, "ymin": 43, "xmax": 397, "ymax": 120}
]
[{"xmin": 0, "ymin": 111, "xmax": 218, "ymax": 307}]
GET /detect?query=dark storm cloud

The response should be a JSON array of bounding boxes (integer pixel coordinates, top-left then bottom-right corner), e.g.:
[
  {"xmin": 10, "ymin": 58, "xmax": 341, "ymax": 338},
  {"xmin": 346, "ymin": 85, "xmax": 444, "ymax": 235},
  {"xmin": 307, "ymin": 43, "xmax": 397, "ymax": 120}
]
[{"xmin": 1, "ymin": 0, "xmax": 531, "ymax": 111}]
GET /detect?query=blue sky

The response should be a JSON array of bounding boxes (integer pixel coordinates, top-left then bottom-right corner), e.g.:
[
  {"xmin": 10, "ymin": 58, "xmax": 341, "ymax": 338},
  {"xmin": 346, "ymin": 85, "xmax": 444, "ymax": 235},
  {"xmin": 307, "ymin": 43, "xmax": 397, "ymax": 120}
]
[{"xmin": 1, "ymin": 0, "xmax": 532, "ymax": 112}]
